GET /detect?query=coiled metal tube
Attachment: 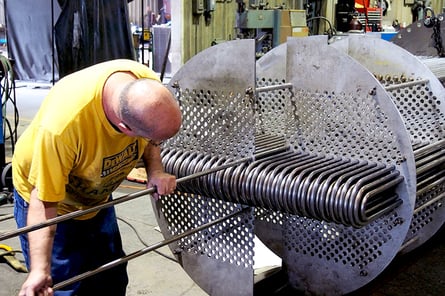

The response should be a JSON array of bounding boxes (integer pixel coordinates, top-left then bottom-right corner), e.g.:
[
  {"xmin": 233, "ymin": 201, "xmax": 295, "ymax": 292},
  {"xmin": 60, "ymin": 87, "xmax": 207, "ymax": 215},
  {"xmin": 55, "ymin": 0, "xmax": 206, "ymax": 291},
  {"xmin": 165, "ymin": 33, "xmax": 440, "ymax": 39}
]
[{"xmin": 161, "ymin": 134, "xmax": 404, "ymax": 227}]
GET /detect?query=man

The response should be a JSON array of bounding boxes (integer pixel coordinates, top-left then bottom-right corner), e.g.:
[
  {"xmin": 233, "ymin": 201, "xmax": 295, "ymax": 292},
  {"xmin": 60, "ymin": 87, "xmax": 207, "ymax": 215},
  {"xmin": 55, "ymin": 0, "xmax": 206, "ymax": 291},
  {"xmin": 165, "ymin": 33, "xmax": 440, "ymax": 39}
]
[{"xmin": 12, "ymin": 59, "xmax": 182, "ymax": 295}]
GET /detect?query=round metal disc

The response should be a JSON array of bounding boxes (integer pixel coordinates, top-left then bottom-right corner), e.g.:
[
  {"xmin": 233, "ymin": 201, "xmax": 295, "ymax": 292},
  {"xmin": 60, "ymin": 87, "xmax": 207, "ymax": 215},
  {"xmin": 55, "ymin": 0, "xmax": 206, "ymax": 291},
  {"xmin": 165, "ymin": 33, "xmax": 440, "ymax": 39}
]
[
  {"xmin": 254, "ymin": 36, "xmax": 416, "ymax": 295},
  {"xmin": 152, "ymin": 39, "xmax": 258, "ymax": 296},
  {"xmin": 331, "ymin": 35, "xmax": 445, "ymax": 254}
]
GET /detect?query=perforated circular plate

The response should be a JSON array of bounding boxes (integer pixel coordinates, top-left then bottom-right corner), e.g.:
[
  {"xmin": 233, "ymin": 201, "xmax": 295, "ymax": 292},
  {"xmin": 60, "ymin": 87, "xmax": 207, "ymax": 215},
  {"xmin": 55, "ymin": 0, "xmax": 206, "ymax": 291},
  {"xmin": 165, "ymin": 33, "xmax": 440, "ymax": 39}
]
[
  {"xmin": 331, "ymin": 35, "xmax": 445, "ymax": 253},
  {"xmin": 154, "ymin": 39, "xmax": 258, "ymax": 296},
  {"xmin": 254, "ymin": 36, "xmax": 416, "ymax": 294}
]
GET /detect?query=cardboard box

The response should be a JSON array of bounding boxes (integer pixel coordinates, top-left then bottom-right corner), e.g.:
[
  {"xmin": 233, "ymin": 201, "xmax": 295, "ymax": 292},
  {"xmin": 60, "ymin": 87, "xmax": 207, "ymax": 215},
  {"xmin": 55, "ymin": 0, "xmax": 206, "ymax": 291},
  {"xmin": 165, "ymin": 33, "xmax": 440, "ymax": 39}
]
[
  {"xmin": 279, "ymin": 26, "xmax": 292, "ymax": 44},
  {"xmin": 280, "ymin": 10, "xmax": 291, "ymax": 27},
  {"xmin": 292, "ymin": 27, "xmax": 309, "ymax": 37},
  {"xmin": 290, "ymin": 10, "xmax": 306, "ymax": 27}
]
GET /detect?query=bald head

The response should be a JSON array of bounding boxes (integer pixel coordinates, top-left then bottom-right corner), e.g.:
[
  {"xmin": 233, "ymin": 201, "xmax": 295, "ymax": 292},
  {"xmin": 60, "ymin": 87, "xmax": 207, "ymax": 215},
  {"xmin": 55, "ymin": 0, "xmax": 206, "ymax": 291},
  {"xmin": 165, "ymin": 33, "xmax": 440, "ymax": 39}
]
[{"xmin": 118, "ymin": 78, "xmax": 182, "ymax": 141}]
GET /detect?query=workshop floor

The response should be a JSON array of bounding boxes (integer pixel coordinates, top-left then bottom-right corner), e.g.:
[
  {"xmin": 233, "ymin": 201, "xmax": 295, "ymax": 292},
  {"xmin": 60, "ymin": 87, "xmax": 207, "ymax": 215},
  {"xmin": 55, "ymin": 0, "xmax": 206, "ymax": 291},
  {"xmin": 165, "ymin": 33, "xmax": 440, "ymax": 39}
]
[{"xmin": 0, "ymin": 82, "xmax": 444, "ymax": 296}]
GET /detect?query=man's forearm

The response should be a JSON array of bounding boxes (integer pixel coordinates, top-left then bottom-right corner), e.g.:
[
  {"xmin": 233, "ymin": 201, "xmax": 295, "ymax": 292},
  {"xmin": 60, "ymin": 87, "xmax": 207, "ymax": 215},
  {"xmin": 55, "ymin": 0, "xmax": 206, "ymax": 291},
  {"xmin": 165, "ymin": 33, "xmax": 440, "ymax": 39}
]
[
  {"xmin": 142, "ymin": 143, "xmax": 164, "ymax": 175},
  {"xmin": 27, "ymin": 188, "xmax": 58, "ymax": 273}
]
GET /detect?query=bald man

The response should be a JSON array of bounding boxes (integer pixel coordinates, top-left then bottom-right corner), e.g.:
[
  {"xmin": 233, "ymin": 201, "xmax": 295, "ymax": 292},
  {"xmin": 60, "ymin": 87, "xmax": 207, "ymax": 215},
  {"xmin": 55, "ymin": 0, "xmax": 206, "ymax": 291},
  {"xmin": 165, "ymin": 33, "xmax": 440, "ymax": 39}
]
[{"xmin": 12, "ymin": 59, "xmax": 181, "ymax": 296}]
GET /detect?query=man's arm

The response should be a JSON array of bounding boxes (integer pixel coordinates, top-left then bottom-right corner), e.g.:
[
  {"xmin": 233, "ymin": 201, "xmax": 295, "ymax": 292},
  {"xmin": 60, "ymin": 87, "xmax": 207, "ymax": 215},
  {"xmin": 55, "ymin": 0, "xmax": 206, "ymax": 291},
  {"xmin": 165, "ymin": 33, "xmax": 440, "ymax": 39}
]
[
  {"xmin": 19, "ymin": 188, "xmax": 57, "ymax": 296},
  {"xmin": 142, "ymin": 143, "xmax": 176, "ymax": 199}
]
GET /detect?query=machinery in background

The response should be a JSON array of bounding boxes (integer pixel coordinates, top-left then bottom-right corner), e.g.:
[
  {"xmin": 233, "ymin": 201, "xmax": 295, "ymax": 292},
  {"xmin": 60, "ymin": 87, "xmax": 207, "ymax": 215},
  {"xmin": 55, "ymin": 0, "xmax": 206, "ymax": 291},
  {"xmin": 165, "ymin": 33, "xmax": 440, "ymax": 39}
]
[
  {"xmin": 392, "ymin": 9, "xmax": 444, "ymax": 57},
  {"xmin": 356, "ymin": 7, "xmax": 383, "ymax": 32},
  {"xmin": 0, "ymin": 56, "xmax": 17, "ymax": 202},
  {"xmin": 411, "ymin": 0, "xmax": 432, "ymax": 23},
  {"xmin": 335, "ymin": 0, "xmax": 383, "ymax": 32},
  {"xmin": 235, "ymin": 0, "xmax": 308, "ymax": 58},
  {"xmin": 391, "ymin": 7, "xmax": 445, "ymax": 85},
  {"xmin": 335, "ymin": 0, "xmax": 356, "ymax": 32},
  {"xmin": 235, "ymin": 0, "xmax": 385, "ymax": 58}
]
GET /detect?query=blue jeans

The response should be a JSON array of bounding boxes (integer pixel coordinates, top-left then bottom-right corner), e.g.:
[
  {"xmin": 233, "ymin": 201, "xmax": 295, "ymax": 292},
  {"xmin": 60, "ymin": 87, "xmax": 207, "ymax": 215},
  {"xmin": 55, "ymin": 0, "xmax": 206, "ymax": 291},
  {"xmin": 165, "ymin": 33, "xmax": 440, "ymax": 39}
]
[{"xmin": 14, "ymin": 190, "xmax": 128, "ymax": 296}]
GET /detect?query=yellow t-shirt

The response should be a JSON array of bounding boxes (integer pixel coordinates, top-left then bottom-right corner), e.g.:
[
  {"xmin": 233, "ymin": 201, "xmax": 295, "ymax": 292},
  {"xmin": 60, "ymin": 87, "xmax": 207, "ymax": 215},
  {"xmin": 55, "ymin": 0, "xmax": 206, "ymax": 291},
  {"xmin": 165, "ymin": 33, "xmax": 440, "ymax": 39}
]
[{"xmin": 12, "ymin": 59, "xmax": 159, "ymax": 219}]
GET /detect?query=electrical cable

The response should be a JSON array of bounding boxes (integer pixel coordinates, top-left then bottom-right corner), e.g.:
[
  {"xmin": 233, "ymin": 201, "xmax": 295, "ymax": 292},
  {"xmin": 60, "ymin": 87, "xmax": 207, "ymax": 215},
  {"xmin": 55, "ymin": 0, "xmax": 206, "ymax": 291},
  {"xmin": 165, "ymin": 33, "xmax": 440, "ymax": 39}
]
[
  {"xmin": 0, "ymin": 55, "xmax": 19, "ymax": 155},
  {"xmin": 306, "ymin": 16, "xmax": 337, "ymax": 38},
  {"xmin": 0, "ymin": 249, "xmax": 23, "ymax": 256},
  {"xmin": 117, "ymin": 216, "xmax": 178, "ymax": 263}
]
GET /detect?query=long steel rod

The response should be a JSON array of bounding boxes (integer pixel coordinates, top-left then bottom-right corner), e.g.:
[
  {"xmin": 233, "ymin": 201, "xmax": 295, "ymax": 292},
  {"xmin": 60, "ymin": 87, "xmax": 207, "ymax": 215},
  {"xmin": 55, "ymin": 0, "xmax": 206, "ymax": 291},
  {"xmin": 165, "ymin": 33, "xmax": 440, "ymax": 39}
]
[
  {"xmin": 53, "ymin": 206, "xmax": 250, "ymax": 291},
  {"xmin": 413, "ymin": 191, "xmax": 445, "ymax": 215},
  {"xmin": 384, "ymin": 79, "xmax": 429, "ymax": 91},
  {"xmin": 0, "ymin": 146, "xmax": 287, "ymax": 241},
  {"xmin": 399, "ymin": 236, "xmax": 419, "ymax": 253},
  {"xmin": 413, "ymin": 138, "xmax": 445, "ymax": 159},
  {"xmin": 0, "ymin": 213, "xmax": 14, "ymax": 222},
  {"xmin": 254, "ymin": 83, "xmax": 293, "ymax": 94},
  {"xmin": 0, "ymin": 191, "xmax": 152, "ymax": 242}
]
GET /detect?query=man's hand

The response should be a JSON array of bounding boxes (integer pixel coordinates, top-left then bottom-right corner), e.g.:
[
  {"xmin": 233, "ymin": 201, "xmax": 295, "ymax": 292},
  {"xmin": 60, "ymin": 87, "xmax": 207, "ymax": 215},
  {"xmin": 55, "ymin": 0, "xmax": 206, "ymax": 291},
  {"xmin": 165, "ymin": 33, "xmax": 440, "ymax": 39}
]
[
  {"xmin": 18, "ymin": 270, "xmax": 53, "ymax": 296},
  {"xmin": 142, "ymin": 141, "xmax": 176, "ymax": 199},
  {"xmin": 147, "ymin": 169, "xmax": 176, "ymax": 199}
]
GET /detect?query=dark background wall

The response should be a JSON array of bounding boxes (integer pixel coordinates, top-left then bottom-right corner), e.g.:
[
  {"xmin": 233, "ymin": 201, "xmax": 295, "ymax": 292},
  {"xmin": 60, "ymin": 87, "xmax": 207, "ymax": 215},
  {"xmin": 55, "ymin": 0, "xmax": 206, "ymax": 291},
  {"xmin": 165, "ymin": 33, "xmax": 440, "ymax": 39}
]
[{"xmin": 5, "ymin": 0, "xmax": 135, "ymax": 82}]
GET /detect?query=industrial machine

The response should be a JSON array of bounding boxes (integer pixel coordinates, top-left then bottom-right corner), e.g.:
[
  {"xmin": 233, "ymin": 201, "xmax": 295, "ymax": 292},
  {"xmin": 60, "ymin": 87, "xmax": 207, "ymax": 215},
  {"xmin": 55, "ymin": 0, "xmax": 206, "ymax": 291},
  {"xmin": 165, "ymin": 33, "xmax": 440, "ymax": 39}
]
[
  {"xmin": 335, "ymin": 0, "xmax": 356, "ymax": 32},
  {"xmin": 236, "ymin": 1, "xmax": 307, "ymax": 58},
  {"xmin": 148, "ymin": 35, "xmax": 445, "ymax": 295},
  {"xmin": 336, "ymin": 0, "xmax": 383, "ymax": 32},
  {"xmin": 392, "ymin": 11, "xmax": 445, "ymax": 86}
]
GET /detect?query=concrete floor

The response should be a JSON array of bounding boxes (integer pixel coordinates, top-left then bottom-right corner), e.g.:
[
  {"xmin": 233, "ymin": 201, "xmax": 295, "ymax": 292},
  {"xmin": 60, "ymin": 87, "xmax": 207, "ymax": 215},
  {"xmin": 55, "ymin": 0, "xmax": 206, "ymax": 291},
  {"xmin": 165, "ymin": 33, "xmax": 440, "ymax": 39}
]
[{"xmin": 0, "ymin": 82, "xmax": 444, "ymax": 295}]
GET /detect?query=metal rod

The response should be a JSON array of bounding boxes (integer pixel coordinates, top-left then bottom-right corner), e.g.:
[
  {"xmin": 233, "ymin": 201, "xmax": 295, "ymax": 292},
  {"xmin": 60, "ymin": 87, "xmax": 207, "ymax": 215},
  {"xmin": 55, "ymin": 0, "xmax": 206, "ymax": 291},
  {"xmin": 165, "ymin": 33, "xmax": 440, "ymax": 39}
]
[
  {"xmin": 53, "ymin": 206, "xmax": 250, "ymax": 291},
  {"xmin": 413, "ymin": 191, "xmax": 445, "ymax": 215},
  {"xmin": 413, "ymin": 138, "xmax": 445, "ymax": 159},
  {"xmin": 416, "ymin": 154, "xmax": 445, "ymax": 175},
  {"xmin": 384, "ymin": 79, "xmax": 429, "ymax": 91},
  {"xmin": 0, "ymin": 213, "xmax": 14, "ymax": 222},
  {"xmin": 416, "ymin": 175, "xmax": 445, "ymax": 197},
  {"xmin": 254, "ymin": 83, "xmax": 293, "ymax": 94},
  {"xmin": 0, "ymin": 146, "xmax": 288, "ymax": 242},
  {"xmin": 399, "ymin": 236, "xmax": 419, "ymax": 253},
  {"xmin": 0, "ymin": 188, "xmax": 156, "ymax": 241}
]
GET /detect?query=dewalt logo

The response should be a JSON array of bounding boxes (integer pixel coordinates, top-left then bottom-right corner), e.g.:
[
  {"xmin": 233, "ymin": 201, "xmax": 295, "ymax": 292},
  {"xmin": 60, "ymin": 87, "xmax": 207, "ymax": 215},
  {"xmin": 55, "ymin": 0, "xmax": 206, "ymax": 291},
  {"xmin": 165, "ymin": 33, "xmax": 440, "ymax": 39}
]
[{"xmin": 101, "ymin": 142, "xmax": 139, "ymax": 177}]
